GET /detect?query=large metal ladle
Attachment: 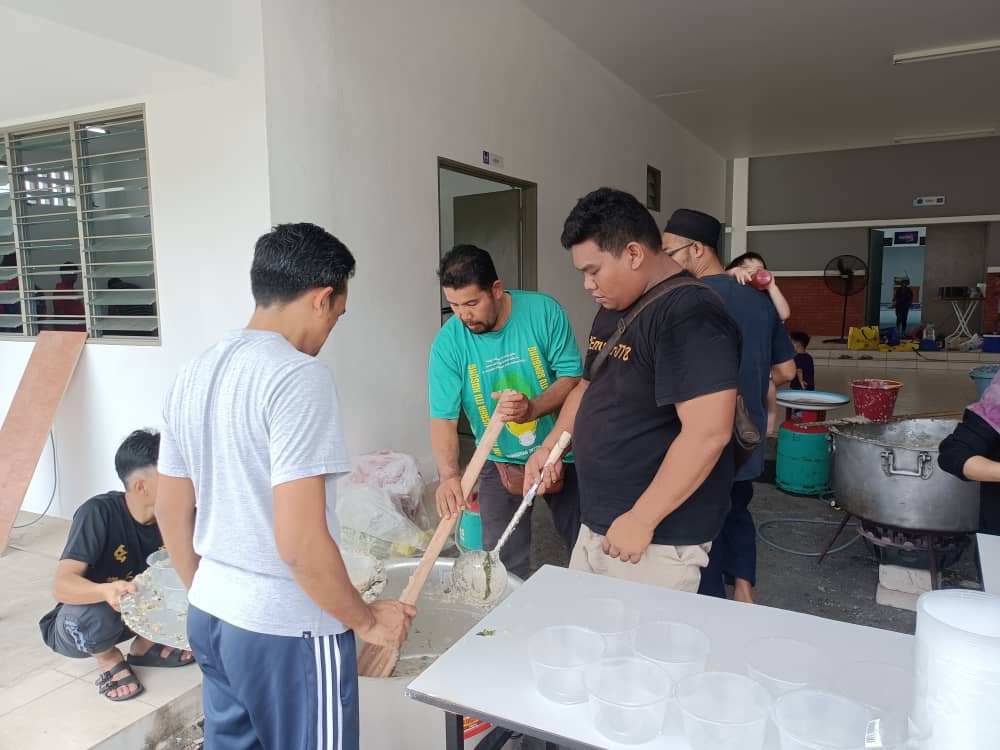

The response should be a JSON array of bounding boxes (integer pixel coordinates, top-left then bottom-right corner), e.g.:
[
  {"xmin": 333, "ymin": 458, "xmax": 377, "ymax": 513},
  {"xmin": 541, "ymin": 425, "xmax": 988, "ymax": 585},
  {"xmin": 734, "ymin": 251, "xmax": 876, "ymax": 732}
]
[{"xmin": 451, "ymin": 432, "xmax": 572, "ymax": 605}]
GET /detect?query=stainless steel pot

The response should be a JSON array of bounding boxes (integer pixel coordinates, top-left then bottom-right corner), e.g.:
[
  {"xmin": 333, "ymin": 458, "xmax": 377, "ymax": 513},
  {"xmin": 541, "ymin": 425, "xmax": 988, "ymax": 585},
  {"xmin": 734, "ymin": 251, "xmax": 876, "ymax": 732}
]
[{"xmin": 829, "ymin": 419, "xmax": 980, "ymax": 532}]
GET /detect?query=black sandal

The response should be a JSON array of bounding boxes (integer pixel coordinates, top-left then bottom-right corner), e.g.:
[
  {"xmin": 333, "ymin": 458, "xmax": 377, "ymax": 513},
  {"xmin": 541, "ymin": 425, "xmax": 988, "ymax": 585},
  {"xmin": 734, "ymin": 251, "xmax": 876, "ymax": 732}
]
[
  {"xmin": 95, "ymin": 661, "xmax": 145, "ymax": 702},
  {"xmin": 127, "ymin": 644, "xmax": 193, "ymax": 668}
]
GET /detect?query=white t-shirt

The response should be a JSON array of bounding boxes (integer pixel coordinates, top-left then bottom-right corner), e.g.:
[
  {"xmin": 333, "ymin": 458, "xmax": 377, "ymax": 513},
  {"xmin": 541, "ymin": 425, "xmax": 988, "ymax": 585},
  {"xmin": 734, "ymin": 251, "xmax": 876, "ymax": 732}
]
[{"xmin": 159, "ymin": 329, "xmax": 352, "ymax": 637}]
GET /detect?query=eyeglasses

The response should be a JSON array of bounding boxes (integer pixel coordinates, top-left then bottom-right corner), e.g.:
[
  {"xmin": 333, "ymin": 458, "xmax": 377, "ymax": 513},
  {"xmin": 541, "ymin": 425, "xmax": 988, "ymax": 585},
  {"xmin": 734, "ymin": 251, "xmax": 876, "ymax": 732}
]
[{"xmin": 663, "ymin": 241, "xmax": 694, "ymax": 257}]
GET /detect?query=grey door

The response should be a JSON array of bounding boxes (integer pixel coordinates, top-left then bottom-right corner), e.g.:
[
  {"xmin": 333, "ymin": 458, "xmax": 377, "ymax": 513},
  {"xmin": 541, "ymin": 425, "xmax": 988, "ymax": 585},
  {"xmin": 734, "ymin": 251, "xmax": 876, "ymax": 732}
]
[
  {"xmin": 453, "ymin": 189, "xmax": 522, "ymax": 289},
  {"xmin": 444, "ymin": 189, "xmax": 522, "ymax": 439}
]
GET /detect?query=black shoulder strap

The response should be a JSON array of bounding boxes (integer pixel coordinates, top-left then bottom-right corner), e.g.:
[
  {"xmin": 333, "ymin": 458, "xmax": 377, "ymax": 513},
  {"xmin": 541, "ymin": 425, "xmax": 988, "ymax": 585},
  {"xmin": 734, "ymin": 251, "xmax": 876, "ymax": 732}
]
[{"xmin": 589, "ymin": 274, "xmax": 706, "ymax": 379}]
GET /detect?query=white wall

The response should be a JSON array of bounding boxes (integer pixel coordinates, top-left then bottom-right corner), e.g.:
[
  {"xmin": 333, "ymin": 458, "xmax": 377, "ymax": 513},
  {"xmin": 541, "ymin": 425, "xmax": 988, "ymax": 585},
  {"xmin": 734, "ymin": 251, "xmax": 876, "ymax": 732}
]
[
  {"xmin": 4, "ymin": 0, "xmax": 726, "ymax": 517},
  {"xmin": 314, "ymin": 0, "xmax": 725, "ymax": 474},
  {"xmin": 0, "ymin": 4, "xmax": 272, "ymax": 517}
]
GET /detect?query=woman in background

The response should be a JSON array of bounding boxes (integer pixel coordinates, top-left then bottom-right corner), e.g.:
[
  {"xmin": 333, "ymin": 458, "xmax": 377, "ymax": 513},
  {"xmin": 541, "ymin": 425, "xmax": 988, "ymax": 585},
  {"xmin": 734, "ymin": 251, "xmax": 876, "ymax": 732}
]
[{"xmin": 939, "ymin": 375, "xmax": 1000, "ymax": 539}]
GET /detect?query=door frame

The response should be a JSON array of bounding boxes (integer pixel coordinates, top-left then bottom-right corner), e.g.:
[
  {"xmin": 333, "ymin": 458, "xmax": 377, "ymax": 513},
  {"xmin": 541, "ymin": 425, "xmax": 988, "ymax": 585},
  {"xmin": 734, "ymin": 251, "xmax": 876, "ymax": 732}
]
[{"xmin": 437, "ymin": 157, "xmax": 538, "ymax": 292}]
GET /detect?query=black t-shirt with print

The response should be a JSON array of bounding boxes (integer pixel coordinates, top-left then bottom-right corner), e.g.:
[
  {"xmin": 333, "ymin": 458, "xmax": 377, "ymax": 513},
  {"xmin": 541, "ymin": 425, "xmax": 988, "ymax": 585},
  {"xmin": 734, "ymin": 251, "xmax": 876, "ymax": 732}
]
[
  {"xmin": 60, "ymin": 491, "xmax": 163, "ymax": 584},
  {"xmin": 573, "ymin": 276, "xmax": 741, "ymax": 546}
]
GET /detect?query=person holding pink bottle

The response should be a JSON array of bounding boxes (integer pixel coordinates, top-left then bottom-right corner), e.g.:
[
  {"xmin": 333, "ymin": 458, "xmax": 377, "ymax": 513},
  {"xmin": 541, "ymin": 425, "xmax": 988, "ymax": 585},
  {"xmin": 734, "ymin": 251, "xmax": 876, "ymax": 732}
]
[{"xmin": 727, "ymin": 252, "xmax": 791, "ymax": 435}]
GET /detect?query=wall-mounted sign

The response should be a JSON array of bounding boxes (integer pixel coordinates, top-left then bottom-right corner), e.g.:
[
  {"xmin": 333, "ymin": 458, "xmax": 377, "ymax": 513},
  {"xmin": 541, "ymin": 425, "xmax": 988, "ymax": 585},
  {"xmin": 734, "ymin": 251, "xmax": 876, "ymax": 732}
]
[
  {"xmin": 913, "ymin": 195, "xmax": 945, "ymax": 207},
  {"xmin": 481, "ymin": 150, "xmax": 504, "ymax": 169}
]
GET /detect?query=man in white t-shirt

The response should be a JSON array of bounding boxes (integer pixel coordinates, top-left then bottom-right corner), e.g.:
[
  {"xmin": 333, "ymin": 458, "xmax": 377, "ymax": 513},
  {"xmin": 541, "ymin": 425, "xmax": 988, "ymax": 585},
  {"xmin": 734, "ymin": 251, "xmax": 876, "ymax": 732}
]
[{"xmin": 155, "ymin": 223, "xmax": 415, "ymax": 750}]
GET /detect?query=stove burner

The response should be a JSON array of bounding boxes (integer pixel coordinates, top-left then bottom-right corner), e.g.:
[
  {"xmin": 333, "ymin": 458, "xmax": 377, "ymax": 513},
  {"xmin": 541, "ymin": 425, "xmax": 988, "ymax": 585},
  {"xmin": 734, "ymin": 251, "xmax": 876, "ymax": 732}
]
[{"xmin": 819, "ymin": 517, "xmax": 971, "ymax": 589}]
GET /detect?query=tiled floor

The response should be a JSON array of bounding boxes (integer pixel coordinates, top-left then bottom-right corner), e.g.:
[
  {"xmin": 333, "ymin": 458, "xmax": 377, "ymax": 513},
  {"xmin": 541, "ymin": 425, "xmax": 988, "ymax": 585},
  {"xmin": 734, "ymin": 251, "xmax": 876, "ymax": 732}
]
[
  {"xmin": 811, "ymin": 362, "xmax": 979, "ymax": 416},
  {"xmin": 0, "ymin": 514, "xmax": 201, "ymax": 750}
]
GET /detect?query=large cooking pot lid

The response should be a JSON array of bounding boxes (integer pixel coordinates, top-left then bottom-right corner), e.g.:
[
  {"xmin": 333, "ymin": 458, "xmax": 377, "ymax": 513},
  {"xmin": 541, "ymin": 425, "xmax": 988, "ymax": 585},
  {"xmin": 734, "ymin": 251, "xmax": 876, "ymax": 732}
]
[{"xmin": 829, "ymin": 418, "xmax": 959, "ymax": 450}]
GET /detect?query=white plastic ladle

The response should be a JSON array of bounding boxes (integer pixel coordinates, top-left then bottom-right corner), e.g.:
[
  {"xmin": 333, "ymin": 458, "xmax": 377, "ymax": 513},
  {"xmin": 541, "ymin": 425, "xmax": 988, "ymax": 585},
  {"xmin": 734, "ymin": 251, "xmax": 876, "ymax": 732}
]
[{"xmin": 451, "ymin": 432, "xmax": 572, "ymax": 604}]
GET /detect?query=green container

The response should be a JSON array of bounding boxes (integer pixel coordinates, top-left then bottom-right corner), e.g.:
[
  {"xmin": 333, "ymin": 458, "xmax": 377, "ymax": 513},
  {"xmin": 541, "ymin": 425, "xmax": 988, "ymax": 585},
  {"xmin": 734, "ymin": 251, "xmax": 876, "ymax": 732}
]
[
  {"xmin": 456, "ymin": 507, "xmax": 483, "ymax": 553},
  {"xmin": 776, "ymin": 426, "xmax": 830, "ymax": 496}
]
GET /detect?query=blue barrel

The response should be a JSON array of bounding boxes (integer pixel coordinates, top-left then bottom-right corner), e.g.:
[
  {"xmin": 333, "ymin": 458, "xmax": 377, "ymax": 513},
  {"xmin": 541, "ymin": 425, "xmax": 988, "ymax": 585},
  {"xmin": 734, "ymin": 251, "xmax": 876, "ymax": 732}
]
[
  {"xmin": 970, "ymin": 365, "xmax": 1000, "ymax": 398},
  {"xmin": 776, "ymin": 423, "xmax": 830, "ymax": 496}
]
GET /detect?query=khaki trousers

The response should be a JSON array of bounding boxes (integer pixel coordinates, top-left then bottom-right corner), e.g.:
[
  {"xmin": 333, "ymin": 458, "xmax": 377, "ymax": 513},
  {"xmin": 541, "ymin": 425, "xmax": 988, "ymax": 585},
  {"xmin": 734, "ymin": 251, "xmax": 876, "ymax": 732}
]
[{"xmin": 569, "ymin": 524, "xmax": 711, "ymax": 593}]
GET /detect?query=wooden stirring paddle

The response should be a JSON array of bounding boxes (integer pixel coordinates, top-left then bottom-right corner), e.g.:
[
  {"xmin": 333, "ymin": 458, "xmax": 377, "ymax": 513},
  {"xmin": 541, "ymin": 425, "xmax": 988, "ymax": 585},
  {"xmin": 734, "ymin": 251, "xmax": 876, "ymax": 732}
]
[{"xmin": 356, "ymin": 397, "xmax": 510, "ymax": 678}]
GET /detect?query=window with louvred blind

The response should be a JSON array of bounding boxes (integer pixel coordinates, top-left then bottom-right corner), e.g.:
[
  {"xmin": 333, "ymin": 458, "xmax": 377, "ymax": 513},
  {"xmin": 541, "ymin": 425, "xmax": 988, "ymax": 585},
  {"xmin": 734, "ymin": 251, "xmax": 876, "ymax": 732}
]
[{"xmin": 0, "ymin": 108, "xmax": 159, "ymax": 341}]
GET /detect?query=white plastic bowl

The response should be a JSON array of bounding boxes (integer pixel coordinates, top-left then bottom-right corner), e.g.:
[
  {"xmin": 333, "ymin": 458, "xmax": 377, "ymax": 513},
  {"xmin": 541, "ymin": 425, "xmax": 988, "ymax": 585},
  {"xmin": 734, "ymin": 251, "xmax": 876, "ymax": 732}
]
[
  {"xmin": 585, "ymin": 657, "xmax": 672, "ymax": 745},
  {"xmin": 634, "ymin": 620, "xmax": 710, "ymax": 682},
  {"xmin": 675, "ymin": 672, "xmax": 771, "ymax": 750},
  {"xmin": 529, "ymin": 625, "xmax": 605, "ymax": 704},
  {"xmin": 745, "ymin": 636, "xmax": 826, "ymax": 696},
  {"xmin": 773, "ymin": 688, "xmax": 873, "ymax": 750},
  {"xmin": 573, "ymin": 597, "xmax": 640, "ymax": 657}
]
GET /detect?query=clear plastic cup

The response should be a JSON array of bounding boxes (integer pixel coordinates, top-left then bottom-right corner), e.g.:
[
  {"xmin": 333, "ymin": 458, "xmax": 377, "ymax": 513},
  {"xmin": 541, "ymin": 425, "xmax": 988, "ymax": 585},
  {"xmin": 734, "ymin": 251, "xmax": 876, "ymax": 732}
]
[
  {"xmin": 585, "ymin": 657, "xmax": 672, "ymax": 745},
  {"xmin": 146, "ymin": 551, "xmax": 188, "ymax": 611},
  {"xmin": 634, "ymin": 620, "xmax": 710, "ymax": 682},
  {"xmin": 829, "ymin": 660, "xmax": 913, "ymax": 716},
  {"xmin": 772, "ymin": 688, "xmax": 873, "ymax": 750},
  {"xmin": 146, "ymin": 549, "xmax": 169, "ymax": 567},
  {"xmin": 159, "ymin": 576, "xmax": 188, "ymax": 611},
  {"xmin": 675, "ymin": 672, "xmax": 771, "ymax": 750},
  {"xmin": 745, "ymin": 636, "xmax": 826, "ymax": 696},
  {"xmin": 574, "ymin": 597, "xmax": 640, "ymax": 657},
  {"xmin": 529, "ymin": 625, "xmax": 605, "ymax": 704}
]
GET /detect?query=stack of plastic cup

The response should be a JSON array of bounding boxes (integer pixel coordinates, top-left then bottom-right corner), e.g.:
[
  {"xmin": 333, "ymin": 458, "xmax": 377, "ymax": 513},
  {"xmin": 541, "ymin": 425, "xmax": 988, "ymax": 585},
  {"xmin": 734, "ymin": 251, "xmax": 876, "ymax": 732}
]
[{"xmin": 910, "ymin": 589, "xmax": 1000, "ymax": 748}]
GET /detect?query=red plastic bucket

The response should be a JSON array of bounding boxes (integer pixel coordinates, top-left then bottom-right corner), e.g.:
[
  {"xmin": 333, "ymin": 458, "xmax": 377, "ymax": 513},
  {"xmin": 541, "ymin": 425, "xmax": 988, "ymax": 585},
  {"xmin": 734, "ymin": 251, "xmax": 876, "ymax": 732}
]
[{"xmin": 851, "ymin": 379, "xmax": 903, "ymax": 421}]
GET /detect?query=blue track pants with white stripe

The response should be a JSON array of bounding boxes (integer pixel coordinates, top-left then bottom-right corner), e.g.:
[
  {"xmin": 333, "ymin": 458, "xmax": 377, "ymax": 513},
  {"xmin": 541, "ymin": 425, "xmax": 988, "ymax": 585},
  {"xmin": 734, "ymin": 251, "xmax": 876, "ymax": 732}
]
[{"xmin": 188, "ymin": 606, "xmax": 359, "ymax": 750}]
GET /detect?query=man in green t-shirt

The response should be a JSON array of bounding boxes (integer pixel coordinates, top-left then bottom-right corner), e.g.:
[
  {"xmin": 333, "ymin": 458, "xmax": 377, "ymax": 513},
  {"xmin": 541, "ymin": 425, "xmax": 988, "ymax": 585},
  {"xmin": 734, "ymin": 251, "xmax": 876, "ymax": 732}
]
[{"xmin": 429, "ymin": 245, "xmax": 583, "ymax": 578}]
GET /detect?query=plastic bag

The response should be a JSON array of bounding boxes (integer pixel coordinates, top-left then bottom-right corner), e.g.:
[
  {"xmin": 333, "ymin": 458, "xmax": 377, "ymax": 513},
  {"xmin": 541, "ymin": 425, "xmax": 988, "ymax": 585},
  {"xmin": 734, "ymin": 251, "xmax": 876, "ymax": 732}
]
[
  {"xmin": 847, "ymin": 325, "xmax": 880, "ymax": 350},
  {"xmin": 336, "ymin": 481, "xmax": 432, "ymax": 559},
  {"xmin": 349, "ymin": 451, "xmax": 424, "ymax": 521}
]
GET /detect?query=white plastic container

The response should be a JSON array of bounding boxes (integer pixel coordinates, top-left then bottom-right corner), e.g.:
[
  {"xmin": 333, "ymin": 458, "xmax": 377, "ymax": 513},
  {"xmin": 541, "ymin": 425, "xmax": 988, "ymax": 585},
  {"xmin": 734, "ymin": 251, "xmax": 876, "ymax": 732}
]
[
  {"xmin": 585, "ymin": 657, "xmax": 671, "ymax": 745},
  {"xmin": 910, "ymin": 589, "xmax": 1000, "ymax": 749},
  {"xmin": 772, "ymin": 689, "xmax": 872, "ymax": 750},
  {"xmin": 634, "ymin": 620, "xmax": 710, "ymax": 682},
  {"xmin": 529, "ymin": 625, "xmax": 605, "ymax": 704},
  {"xmin": 745, "ymin": 636, "xmax": 826, "ymax": 696},
  {"xmin": 573, "ymin": 597, "xmax": 640, "ymax": 657},
  {"xmin": 675, "ymin": 672, "xmax": 771, "ymax": 750}
]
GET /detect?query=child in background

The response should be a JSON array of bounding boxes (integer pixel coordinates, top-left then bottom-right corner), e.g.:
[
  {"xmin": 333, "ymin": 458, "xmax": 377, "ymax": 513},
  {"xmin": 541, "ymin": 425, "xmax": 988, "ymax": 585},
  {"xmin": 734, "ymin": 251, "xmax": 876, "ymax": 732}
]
[
  {"xmin": 727, "ymin": 252, "xmax": 792, "ymax": 433},
  {"xmin": 789, "ymin": 331, "xmax": 815, "ymax": 391},
  {"xmin": 726, "ymin": 252, "xmax": 791, "ymax": 322}
]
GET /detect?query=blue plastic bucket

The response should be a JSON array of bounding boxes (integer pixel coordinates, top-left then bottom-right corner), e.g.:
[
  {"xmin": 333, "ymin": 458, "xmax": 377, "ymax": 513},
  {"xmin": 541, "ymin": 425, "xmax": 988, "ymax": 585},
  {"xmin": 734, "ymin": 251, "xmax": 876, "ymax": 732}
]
[{"xmin": 970, "ymin": 364, "xmax": 1000, "ymax": 398}]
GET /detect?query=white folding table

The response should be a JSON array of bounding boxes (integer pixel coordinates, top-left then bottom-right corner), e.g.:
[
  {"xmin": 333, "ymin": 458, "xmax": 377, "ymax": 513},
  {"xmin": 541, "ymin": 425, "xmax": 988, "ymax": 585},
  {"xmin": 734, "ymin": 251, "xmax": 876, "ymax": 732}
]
[
  {"xmin": 939, "ymin": 296, "xmax": 983, "ymax": 345},
  {"xmin": 979, "ymin": 533, "xmax": 1000, "ymax": 594},
  {"xmin": 406, "ymin": 565, "xmax": 913, "ymax": 750}
]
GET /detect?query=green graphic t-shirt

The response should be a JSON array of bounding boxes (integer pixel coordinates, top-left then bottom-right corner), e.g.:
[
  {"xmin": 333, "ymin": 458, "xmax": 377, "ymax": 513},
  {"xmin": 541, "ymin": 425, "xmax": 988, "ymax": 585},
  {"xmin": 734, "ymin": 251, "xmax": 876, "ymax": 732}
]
[{"xmin": 429, "ymin": 291, "xmax": 583, "ymax": 464}]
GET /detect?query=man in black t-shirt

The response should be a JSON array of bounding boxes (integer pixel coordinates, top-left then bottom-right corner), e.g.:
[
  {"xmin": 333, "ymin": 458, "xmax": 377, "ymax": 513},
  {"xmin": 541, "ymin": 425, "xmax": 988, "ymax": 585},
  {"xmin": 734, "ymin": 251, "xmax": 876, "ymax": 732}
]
[
  {"xmin": 525, "ymin": 188, "xmax": 740, "ymax": 592},
  {"xmin": 39, "ymin": 430, "xmax": 193, "ymax": 702}
]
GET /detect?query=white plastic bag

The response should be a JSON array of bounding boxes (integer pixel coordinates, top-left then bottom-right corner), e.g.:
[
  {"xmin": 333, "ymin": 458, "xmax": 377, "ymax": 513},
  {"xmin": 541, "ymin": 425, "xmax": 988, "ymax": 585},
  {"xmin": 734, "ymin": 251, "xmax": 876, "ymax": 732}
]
[
  {"xmin": 349, "ymin": 451, "xmax": 424, "ymax": 521},
  {"xmin": 336, "ymin": 481, "xmax": 431, "ymax": 559}
]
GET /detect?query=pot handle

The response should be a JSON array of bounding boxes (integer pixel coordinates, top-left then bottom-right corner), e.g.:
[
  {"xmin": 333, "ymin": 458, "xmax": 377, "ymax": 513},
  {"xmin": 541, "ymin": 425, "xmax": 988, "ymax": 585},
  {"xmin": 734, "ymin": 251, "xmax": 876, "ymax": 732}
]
[{"xmin": 880, "ymin": 449, "xmax": 934, "ymax": 479}]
